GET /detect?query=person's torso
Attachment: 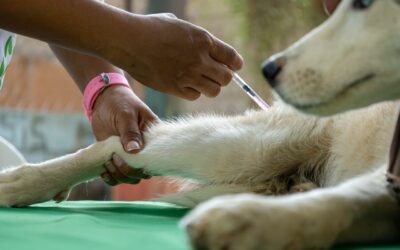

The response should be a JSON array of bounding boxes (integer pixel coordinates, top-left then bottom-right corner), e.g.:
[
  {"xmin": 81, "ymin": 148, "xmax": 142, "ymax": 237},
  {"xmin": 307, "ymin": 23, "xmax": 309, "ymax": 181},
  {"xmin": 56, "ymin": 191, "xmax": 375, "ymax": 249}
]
[{"xmin": 0, "ymin": 29, "xmax": 16, "ymax": 90}]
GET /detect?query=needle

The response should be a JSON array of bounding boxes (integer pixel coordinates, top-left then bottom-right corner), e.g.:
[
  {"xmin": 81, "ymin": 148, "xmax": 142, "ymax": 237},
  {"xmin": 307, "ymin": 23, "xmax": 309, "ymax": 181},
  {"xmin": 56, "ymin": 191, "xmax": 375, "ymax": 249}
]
[{"xmin": 232, "ymin": 73, "xmax": 270, "ymax": 110}]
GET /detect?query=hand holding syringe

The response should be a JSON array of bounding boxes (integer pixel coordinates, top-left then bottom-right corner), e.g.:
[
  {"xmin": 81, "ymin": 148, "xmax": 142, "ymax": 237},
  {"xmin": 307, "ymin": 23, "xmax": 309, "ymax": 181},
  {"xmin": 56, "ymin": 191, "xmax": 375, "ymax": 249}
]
[{"xmin": 232, "ymin": 73, "xmax": 270, "ymax": 110}]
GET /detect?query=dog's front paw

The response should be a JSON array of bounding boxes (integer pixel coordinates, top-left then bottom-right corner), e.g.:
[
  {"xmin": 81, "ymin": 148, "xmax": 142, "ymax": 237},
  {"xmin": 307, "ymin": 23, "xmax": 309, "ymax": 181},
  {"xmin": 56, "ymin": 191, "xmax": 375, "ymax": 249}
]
[
  {"xmin": 182, "ymin": 193, "xmax": 351, "ymax": 250},
  {"xmin": 181, "ymin": 194, "xmax": 265, "ymax": 250},
  {"xmin": 0, "ymin": 165, "xmax": 71, "ymax": 207}
]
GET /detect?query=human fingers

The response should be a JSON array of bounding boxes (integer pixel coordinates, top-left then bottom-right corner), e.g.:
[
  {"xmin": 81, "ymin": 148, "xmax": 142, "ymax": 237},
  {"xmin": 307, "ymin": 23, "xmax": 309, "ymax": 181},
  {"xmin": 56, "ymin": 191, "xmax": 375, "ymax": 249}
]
[
  {"xmin": 102, "ymin": 154, "xmax": 151, "ymax": 185},
  {"xmin": 202, "ymin": 57, "xmax": 234, "ymax": 87},
  {"xmin": 100, "ymin": 171, "xmax": 119, "ymax": 186},
  {"xmin": 177, "ymin": 87, "xmax": 201, "ymax": 101},
  {"xmin": 102, "ymin": 162, "xmax": 144, "ymax": 186},
  {"xmin": 117, "ymin": 111, "xmax": 143, "ymax": 154},
  {"xmin": 190, "ymin": 76, "xmax": 222, "ymax": 98},
  {"xmin": 209, "ymin": 37, "xmax": 243, "ymax": 71}
]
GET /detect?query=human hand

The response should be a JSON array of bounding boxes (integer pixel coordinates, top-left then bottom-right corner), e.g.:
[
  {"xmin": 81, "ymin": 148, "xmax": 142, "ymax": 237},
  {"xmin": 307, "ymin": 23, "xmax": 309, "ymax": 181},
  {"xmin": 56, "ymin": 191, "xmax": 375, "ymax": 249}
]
[
  {"xmin": 106, "ymin": 13, "xmax": 244, "ymax": 100},
  {"xmin": 91, "ymin": 85, "xmax": 158, "ymax": 185},
  {"xmin": 101, "ymin": 154, "xmax": 151, "ymax": 186},
  {"xmin": 0, "ymin": 1, "xmax": 241, "ymax": 102}
]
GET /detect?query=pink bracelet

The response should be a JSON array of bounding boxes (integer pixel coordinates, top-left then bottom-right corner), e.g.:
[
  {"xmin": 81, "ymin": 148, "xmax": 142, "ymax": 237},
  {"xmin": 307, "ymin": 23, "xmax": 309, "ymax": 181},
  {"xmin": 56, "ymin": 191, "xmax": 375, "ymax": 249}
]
[{"xmin": 83, "ymin": 72, "xmax": 131, "ymax": 122}]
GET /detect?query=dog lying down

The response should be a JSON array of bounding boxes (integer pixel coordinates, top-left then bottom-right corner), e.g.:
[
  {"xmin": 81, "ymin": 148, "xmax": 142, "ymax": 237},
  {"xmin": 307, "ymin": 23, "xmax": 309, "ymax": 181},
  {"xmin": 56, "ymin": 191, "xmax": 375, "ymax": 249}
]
[{"xmin": 1, "ymin": 0, "xmax": 400, "ymax": 249}]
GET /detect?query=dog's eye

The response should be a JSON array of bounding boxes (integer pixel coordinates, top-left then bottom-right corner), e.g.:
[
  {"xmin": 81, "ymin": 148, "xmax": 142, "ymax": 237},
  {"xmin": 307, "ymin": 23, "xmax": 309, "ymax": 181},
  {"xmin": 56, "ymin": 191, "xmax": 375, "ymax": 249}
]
[{"xmin": 353, "ymin": 0, "xmax": 375, "ymax": 9}]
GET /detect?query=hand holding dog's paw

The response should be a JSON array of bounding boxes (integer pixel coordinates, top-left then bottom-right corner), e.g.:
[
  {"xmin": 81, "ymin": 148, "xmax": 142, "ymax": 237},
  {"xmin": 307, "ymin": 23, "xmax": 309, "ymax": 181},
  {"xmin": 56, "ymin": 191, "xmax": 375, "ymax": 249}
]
[
  {"xmin": 182, "ymin": 193, "xmax": 351, "ymax": 250},
  {"xmin": 101, "ymin": 154, "xmax": 151, "ymax": 186},
  {"xmin": 0, "ymin": 165, "xmax": 71, "ymax": 207}
]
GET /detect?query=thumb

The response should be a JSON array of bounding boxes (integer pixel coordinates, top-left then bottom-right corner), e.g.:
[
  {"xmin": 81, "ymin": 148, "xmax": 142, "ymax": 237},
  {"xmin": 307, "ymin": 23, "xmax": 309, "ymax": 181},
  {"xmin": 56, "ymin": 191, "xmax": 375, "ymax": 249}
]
[{"xmin": 119, "ymin": 120, "xmax": 143, "ymax": 154}]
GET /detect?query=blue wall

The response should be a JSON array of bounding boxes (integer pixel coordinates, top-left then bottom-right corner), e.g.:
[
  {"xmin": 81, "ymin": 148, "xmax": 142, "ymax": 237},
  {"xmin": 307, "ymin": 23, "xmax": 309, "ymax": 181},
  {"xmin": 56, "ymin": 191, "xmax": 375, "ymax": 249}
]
[{"xmin": 0, "ymin": 109, "xmax": 95, "ymax": 163}]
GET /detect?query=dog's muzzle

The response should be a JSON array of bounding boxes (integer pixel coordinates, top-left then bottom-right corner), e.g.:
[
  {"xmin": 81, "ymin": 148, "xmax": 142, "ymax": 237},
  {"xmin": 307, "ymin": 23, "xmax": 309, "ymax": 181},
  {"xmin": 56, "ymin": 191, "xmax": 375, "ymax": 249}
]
[{"xmin": 261, "ymin": 55, "xmax": 285, "ymax": 88}]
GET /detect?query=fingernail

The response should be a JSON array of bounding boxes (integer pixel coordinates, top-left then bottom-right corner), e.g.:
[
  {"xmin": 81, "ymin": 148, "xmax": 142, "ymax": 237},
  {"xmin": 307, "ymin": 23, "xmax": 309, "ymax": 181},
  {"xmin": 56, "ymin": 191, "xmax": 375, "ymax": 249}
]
[
  {"xmin": 112, "ymin": 154, "xmax": 123, "ymax": 167},
  {"xmin": 126, "ymin": 141, "xmax": 141, "ymax": 152},
  {"xmin": 105, "ymin": 161, "xmax": 116, "ymax": 173}
]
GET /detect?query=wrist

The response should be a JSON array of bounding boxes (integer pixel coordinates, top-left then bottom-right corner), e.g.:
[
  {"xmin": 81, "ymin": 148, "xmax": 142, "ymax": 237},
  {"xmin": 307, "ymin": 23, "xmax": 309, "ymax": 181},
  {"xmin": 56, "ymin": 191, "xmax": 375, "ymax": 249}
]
[
  {"xmin": 100, "ymin": 14, "xmax": 146, "ymax": 66},
  {"xmin": 83, "ymin": 72, "xmax": 131, "ymax": 122}
]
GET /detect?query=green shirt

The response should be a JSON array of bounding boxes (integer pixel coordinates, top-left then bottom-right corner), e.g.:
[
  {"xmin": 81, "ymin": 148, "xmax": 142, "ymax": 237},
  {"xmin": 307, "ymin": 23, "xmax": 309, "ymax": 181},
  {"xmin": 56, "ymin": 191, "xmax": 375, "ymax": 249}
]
[{"xmin": 0, "ymin": 29, "xmax": 16, "ymax": 90}]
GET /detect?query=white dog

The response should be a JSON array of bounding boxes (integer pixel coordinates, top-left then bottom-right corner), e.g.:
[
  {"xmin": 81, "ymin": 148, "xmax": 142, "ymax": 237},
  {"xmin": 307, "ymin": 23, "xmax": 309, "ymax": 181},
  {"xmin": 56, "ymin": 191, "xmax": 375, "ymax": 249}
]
[{"xmin": 1, "ymin": 0, "xmax": 400, "ymax": 249}]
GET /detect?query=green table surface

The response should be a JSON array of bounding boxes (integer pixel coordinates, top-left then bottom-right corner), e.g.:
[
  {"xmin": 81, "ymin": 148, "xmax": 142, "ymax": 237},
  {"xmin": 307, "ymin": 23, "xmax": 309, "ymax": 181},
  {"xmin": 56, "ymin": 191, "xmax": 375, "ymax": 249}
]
[{"xmin": 0, "ymin": 201, "xmax": 398, "ymax": 250}]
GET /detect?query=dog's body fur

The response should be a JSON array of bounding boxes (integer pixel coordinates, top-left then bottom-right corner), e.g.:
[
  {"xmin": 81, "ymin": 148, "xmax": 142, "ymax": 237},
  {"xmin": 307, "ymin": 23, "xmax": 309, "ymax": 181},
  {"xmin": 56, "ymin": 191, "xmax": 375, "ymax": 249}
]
[{"xmin": 1, "ymin": 0, "xmax": 400, "ymax": 249}]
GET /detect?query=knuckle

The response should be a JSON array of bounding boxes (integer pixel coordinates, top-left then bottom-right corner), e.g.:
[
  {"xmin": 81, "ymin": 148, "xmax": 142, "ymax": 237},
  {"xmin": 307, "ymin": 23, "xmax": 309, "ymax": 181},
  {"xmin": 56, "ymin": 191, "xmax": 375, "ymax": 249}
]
[
  {"xmin": 204, "ymin": 84, "xmax": 221, "ymax": 97},
  {"xmin": 186, "ymin": 92, "xmax": 201, "ymax": 101},
  {"xmin": 119, "ymin": 165, "xmax": 134, "ymax": 176},
  {"xmin": 221, "ymin": 71, "xmax": 233, "ymax": 86},
  {"xmin": 194, "ymin": 30, "xmax": 213, "ymax": 49},
  {"xmin": 120, "ymin": 129, "xmax": 142, "ymax": 144},
  {"xmin": 206, "ymin": 64, "xmax": 219, "ymax": 77},
  {"xmin": 187, "ymin": 60, "xmax": 203, "ymax": 72},
  {"xmin": 119, "ymin": 108, "xmax": 135, "ymax": 118},
  {"xmin": 224, "ymin": 46, "xmax": 237, "ymax": 61},
  {"xmin": 125, "ymin": 131, "xmax": 141, "ymax": 139}
]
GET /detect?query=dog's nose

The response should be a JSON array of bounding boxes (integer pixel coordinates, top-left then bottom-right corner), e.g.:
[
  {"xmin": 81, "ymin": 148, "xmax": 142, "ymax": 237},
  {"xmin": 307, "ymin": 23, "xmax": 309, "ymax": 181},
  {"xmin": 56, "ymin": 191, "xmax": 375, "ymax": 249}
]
[{"xmin": 262, "ymin": 56, "xmax": 285, "ymax": 88}]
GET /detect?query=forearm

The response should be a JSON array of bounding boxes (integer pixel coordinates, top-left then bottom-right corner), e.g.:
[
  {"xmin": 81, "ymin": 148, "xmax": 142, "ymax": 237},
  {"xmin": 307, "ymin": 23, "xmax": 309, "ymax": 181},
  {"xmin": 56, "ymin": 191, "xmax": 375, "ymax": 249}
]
[
  {"xmin": 0, "ymin": 0, "xmax": 244, "ymax": 101},
  {"xmin": 50, "ymin": 45, "xmax": 122, "ymax": 92},
  {"xmin": 0, "ymin": 0, "xmax": 140, "ymax": 62}
]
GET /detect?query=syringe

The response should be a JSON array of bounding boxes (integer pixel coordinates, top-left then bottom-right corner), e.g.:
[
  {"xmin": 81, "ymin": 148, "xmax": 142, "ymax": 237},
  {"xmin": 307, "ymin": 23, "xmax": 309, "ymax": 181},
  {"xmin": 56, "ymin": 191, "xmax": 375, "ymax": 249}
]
[{"xmin": 232, "ymin": 73, "xmax": 270, "ymax": 110}]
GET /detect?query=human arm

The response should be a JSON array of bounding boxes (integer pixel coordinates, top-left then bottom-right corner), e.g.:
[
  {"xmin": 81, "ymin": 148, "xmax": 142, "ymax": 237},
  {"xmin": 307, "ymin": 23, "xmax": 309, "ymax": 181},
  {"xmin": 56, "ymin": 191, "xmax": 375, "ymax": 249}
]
[
  {"xmin": 50, "ymin": 45, "xmax": 156, "ymax": 184},
  {"xmin": 0, "ymin": 0, "xmax": 243, "ymax": 100}
]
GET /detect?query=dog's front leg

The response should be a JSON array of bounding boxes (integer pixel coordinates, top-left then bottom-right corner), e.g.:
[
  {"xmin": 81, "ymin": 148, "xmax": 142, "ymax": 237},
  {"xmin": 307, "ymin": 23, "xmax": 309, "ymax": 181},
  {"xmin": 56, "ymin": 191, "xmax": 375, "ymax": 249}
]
[
  {"xmin": 119, "ymin": 104, "xmax": 327, "ymax": 186},
  {"xmin": 181, "ymin": 168, "xmax": 400, "ymax": 250},
  {"xmin": 0, "ymin": 136, "xmax": 123, "ymax": 207}
]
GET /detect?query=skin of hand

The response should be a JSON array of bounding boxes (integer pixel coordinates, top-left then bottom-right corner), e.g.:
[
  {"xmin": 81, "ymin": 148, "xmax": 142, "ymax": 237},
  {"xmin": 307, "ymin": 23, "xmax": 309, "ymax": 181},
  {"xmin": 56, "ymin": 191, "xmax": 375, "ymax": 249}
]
[
  {"xmin": 1, "ymin": 0, "xmax": 243, "ymax": 100},
  {"xmin": 50, "ymin": 46, "xmax": 157, "ymax": 186},
  {"xmin": 106, "ymin": 13, "xmax": 244, "ymax": 100},
  {"xmin": 91, "ymin": 85, "xmax": 158, "ymax": 185}
]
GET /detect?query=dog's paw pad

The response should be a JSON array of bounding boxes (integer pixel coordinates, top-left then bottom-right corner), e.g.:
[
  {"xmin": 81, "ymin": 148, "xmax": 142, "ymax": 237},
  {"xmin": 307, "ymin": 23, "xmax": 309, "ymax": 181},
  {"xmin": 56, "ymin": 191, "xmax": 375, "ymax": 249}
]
[{"xmin": 181, "ymin": 195, "xmax": 261, "ymax": 250}]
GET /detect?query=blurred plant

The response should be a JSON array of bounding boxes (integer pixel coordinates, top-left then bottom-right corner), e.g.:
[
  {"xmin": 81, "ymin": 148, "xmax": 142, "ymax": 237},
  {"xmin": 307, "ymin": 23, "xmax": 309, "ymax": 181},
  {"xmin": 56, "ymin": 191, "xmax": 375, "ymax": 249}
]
[
  {"xmin": 229, "ymin": 0, "xmax": 324, "ymax": 63},
  {"xmin": 227, "ymin": 0, "xmax": 325, "ymax": 100}
]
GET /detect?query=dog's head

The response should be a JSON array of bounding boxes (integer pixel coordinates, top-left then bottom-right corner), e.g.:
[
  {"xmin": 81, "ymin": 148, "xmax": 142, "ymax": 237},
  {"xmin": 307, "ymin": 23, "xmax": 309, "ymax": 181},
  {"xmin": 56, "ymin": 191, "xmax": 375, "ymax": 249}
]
[{"xmin": 262, "ymin": 0, "xmax": 400, "ymax": 116}]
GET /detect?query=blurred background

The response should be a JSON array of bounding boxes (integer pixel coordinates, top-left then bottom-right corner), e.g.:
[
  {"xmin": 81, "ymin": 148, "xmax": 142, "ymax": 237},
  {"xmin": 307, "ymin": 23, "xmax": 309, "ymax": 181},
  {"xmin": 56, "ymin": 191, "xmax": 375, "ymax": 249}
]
[{"xmin": 0, "ymin": 0, "xmax": 325, "ymax": 201}]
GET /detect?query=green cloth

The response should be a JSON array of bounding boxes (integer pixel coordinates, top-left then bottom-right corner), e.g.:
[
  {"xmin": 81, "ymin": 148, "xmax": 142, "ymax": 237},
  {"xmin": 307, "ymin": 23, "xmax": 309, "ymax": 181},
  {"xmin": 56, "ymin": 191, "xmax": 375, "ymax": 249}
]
[{"xmin": 0, "ymin": 201, "xmax": 398, "ymax": 250}]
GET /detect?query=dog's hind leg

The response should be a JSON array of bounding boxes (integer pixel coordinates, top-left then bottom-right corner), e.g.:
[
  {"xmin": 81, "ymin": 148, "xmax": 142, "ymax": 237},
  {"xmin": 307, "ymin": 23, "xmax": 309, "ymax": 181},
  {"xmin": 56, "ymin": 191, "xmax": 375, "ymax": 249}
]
[{"xmin": 181, "ymin": 167, "xmax": 400, "ymax": 250}]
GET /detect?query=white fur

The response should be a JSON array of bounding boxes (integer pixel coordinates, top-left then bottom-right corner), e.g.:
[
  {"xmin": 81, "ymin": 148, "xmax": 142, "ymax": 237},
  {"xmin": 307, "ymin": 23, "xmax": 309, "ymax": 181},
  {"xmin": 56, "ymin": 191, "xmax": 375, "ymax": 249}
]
[
  {"xmin": 273, "ymin": 0, "xmax": 400, "ymax": 116},
  {"xmin": 1, "ymin": 0, "xmax": 400, "ymax": 249}
]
